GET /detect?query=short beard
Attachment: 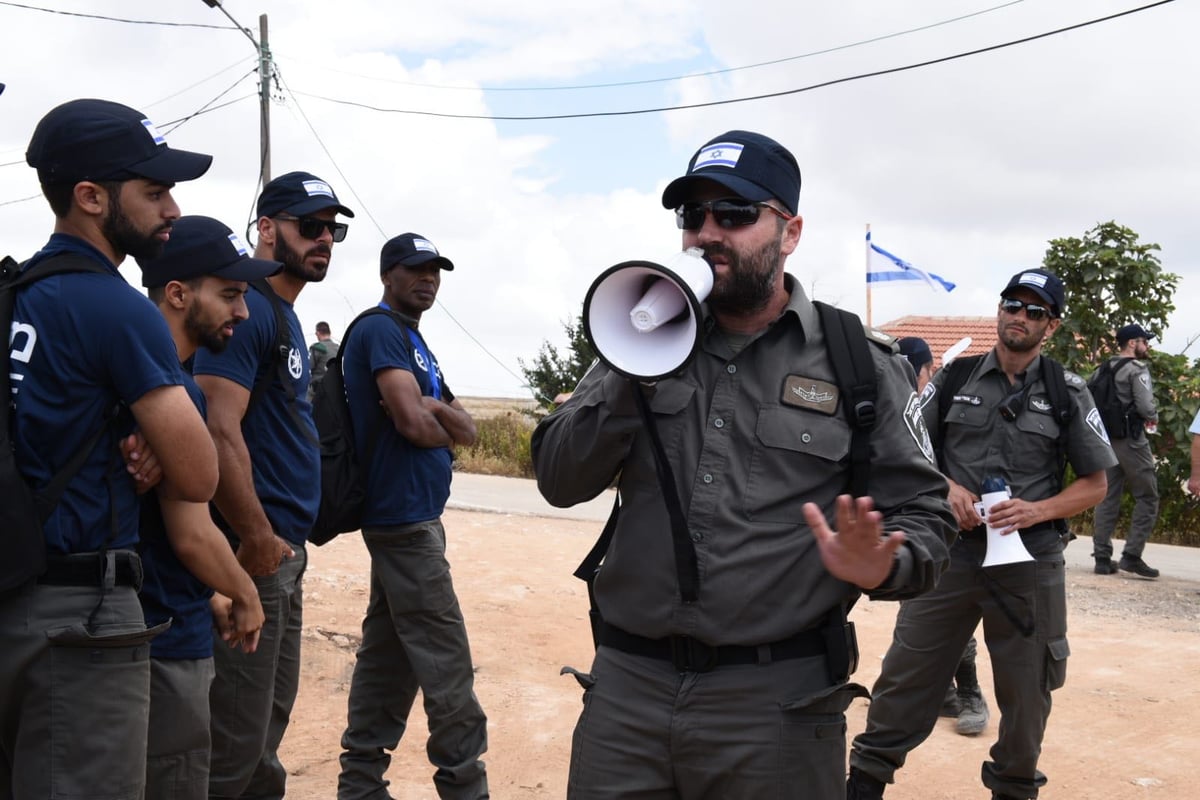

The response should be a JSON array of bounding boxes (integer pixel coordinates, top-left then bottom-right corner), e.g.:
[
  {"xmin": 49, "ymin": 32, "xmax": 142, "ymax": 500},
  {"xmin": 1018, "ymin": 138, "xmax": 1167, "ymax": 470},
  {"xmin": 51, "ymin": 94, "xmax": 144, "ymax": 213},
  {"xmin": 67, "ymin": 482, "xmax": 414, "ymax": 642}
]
[
  {"xmin": 102, "ymin": 190, "xmax": 168, "ymax": 261},
  {"xmin": 274, "ymin": 234, "xmax": 330, "ymax": 283},
  {"xmin": 184, "ymin": 301, "xmax": 231, "ymax": 353},
  {"xmin": 704, "ymin": 235, "xmax": 781, "ymax": 316}
]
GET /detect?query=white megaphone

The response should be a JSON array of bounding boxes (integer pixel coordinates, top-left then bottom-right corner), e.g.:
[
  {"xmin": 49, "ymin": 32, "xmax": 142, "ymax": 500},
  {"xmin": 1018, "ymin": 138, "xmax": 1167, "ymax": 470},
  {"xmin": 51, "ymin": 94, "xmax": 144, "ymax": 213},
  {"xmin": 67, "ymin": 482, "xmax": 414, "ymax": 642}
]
[
  {"xmin": 582, "ymin": 247, "xmax": 714, "ymax": 381},
  {"xmin": 974, "ymin": 477, "xmax": 1035, "ymax": 568}
]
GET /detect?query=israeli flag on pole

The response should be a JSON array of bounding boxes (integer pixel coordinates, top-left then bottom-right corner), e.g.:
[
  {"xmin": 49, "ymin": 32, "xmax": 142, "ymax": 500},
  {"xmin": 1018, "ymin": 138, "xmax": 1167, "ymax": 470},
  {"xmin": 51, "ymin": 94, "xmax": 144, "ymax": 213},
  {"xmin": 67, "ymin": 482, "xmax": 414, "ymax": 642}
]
[{"xmin": 866, "ymin": 232, "xmax": 955, "ymax": 293}]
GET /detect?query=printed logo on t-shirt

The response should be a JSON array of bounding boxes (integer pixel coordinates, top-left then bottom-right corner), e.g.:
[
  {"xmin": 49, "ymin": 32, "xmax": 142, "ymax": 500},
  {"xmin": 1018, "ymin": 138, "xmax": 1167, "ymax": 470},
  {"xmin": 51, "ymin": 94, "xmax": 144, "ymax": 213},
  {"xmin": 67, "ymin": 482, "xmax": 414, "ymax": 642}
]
[
  {"xmin": 288, "ymin": 346, "xmax": 304, "ymax": 379},
  {"xmin": 413, "ymin": 349, "xmax": 429, "ymax": 373}
]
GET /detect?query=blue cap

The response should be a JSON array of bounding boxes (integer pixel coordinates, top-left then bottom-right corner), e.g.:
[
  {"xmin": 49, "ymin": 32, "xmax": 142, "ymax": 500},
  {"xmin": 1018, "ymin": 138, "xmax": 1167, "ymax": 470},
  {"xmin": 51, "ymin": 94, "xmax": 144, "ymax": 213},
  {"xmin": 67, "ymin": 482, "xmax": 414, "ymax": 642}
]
[
  {"xmin": 380, "ymin": 232, "xmax": 454, "ymax": 273},
  {"xmin": 661, "ymin": 130, "xmax": 801, "ymax": 215},
  {"xmin": 1116, "ymin": 323, "xmax": 1152, "ymax": 347},
  {"xmin": 256, "ymin": 171, "xmax": 354, "ymax": 219},
  {"xmin": 897, "ymin": 337, "xmax": 933, "ymax": 373},
  {"xmin": 26, "ymin": 98, "xmax": 212, "ymax": 184},
  {"xmin": 138, "ymin": 216, "xmax": 282, "ymax": 288},
  {"xmin": 1002, "ymin": 268, "xmax": 1065, "ymax": 318}
]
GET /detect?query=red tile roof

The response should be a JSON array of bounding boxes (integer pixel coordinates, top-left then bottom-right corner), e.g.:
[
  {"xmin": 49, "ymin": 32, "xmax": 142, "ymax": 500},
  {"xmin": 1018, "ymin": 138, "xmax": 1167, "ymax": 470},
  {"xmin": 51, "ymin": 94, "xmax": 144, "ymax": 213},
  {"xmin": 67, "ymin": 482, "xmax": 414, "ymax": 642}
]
[{"xmin": 877, "ymin": 316, "xmax": 996, "ymax": 367}]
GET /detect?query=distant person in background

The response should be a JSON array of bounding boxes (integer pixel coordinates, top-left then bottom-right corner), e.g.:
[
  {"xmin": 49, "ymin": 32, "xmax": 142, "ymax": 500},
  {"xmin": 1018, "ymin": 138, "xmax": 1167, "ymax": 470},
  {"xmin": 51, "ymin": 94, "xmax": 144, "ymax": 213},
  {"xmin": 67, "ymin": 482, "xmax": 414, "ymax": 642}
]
[
  {"xmin": 1091, "ymin": 324, "xmax": 1160, "ymax": 578},
  {"xmin": 897, "ymin": 336, "xmax": 990, "ymax": 737},
  {"xmin": 308, "ymin": 320, "xmax": 339, "ymax": 401}
]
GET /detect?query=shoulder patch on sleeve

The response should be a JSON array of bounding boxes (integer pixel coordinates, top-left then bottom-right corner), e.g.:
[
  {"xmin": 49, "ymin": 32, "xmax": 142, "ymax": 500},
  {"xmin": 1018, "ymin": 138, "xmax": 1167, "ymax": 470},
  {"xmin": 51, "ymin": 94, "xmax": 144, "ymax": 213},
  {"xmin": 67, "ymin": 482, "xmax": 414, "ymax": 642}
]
[
  {"xmin": 1063, "ymin": 370, "xmax": 1086, "ymax": 390},
  {"xmin": 863, "ymin": 326, "xmax": 898, "ymax": 354}
]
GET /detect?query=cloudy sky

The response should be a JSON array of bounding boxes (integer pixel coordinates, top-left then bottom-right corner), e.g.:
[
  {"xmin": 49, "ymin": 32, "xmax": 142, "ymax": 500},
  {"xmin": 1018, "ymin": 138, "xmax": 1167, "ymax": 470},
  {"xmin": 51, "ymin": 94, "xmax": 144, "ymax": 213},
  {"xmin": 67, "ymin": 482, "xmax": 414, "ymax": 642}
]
[{"xmin": 1, "ymin": 0, "xmax": 1195, "ymax": 398}]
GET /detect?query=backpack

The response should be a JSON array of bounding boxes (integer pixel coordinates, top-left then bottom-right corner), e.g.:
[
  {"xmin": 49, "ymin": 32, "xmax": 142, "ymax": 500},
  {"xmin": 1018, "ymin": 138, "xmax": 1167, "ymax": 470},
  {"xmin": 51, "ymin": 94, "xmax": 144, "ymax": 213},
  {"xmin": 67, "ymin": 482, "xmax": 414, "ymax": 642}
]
[
  {"xmin": 0, "ymin": 253, "xmax": 124, "ymax": 590},
  {"xmin": 308, "ymin": 307, "xmax": 410, "ymax": 546},
  {"xmin": 1086, "ymin": 357, "xmax": 1134, "ymax": 440}
]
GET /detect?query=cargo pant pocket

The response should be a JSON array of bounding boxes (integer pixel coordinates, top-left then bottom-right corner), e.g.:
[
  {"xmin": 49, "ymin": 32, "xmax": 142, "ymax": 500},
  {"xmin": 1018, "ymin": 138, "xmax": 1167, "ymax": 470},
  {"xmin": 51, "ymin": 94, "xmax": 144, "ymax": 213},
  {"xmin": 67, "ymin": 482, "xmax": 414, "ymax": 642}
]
[
  {"xmin": 780, "ymin": 682, "xmax": 870, "ymax": 798},
  {"xmin": 1044, "ymin": 636, "xmax": 1070, "ymax": 692}
]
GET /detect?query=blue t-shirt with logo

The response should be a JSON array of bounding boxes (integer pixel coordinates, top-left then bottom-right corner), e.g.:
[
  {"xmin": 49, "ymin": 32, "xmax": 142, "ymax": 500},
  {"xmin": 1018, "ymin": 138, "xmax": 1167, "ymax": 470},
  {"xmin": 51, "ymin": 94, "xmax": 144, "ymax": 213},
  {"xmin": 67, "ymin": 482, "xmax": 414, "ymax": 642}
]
[
  {"xmin": 140, "ymin": 375, "xmax": 214, "ymax": 660},
  {"xmin": 192, "ymin": 284, "xmax": 319, "ymax": 544},
  {"xmin": 342, "ymin": 311, "xmax": 453, "ymax": 526},
  {"xmin": 11, "ymin": 234, "xmax": 186, "ymax": 553}
]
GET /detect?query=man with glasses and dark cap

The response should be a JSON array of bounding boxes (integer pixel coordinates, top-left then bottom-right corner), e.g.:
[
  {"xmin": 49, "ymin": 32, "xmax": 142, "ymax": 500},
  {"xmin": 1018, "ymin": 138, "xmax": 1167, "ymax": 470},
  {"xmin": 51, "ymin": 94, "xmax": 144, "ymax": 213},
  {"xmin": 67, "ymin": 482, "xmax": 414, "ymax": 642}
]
[
  {"xmin": 1090, "ymin": 322, "xmax": 1161, "ymax": 578},
  {"xmin": 531, "ymin": 130, "xmax": 955, "ymax": 798},
  {"xmin": 4, "ymin": 97, "xmax": 218, "ymax": 799},
  {"xmin": 849, "ymin": 269, "xmax": 1116, "ymax": 800},
  {"xmin": 192, "ymin": 171, "xmax": 353, "ymax": 800}
]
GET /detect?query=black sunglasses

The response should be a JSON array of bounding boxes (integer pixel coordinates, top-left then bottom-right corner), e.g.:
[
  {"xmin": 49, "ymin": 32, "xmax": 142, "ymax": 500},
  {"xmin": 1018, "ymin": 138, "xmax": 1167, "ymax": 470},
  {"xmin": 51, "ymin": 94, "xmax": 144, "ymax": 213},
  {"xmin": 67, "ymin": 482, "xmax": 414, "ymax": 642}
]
[
  {"xmin": 999, "ymin": 298, "xmax": 1052, "ymax": 322},
  {"xmin": 273, "ymin": 214, "xmax": 348, "ymax": 242},
  {"xmin": 675, "ymin": 199, "xmax": 791, "ymax": 231}
]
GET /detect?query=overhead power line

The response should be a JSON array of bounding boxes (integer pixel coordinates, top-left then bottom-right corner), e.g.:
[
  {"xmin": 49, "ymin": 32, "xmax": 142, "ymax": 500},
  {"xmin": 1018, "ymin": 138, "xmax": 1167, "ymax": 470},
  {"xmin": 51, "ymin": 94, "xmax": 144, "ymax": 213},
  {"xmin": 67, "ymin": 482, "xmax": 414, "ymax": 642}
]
[
  {"xmin": 292, "ymin": 0, "xmax": 1175, "ymax": 122},
  {"xmin": 0, "ymin": 1, "xmax": 237, "ymax": 29}
]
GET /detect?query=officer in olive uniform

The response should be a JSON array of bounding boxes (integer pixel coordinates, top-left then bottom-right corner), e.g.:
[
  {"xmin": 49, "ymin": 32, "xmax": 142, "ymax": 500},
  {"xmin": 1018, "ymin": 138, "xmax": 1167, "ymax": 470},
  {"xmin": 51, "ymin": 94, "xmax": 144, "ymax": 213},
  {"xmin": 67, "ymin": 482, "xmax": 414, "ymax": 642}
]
[
  {"xmin": 1091, "ymin": 323, "xmax": 1160, "ymax": 578},
  {"xmin": 849, "ymin": 269, "xmax": 1116, "ymax": 800}
]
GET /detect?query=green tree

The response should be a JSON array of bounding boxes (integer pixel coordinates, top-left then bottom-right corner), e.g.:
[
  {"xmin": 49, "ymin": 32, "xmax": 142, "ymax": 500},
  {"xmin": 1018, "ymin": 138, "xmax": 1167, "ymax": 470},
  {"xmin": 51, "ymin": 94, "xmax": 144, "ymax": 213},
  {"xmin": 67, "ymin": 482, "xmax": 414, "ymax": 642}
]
[
  {"xmin": 519, "ymin": 310, "xmax": 595, "ymax": 411},
  {"xmin": 1042, "ymin": 221, "xmax": 1200, "ymax": 545}
]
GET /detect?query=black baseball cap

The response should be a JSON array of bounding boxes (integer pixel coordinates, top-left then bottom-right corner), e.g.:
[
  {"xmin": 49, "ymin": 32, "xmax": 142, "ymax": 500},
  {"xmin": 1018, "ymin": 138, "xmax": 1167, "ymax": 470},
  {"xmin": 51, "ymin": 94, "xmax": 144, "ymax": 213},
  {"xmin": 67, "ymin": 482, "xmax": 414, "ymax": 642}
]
[
  {"xmin": 897, "ymin": 337, "xmax": 933, "ymax": 373},
  {"xmin": 1001, "ymin": 268, "xmax": 1065, "ymax": 318},
  {"xmin": 1116, "ymin": 323, "xmax": 1152, "ymax": 347},
  {"xmin": 256, "ymin": 171, "xmax": 355, "ymax": 219},
  {"xmin": 661, "ymin": 130, "xmax": 801, "ymax": 215},
  {"xmin": 380, "ymin": 232, "xmax": 454, "ymax": 273},
  {"xmin": 138, "ymin": 215, "xmax": 282, "ymax": 288},
  {"xmin": 26, "ymin": 98, "xmax": 212, "ymax": 184}
]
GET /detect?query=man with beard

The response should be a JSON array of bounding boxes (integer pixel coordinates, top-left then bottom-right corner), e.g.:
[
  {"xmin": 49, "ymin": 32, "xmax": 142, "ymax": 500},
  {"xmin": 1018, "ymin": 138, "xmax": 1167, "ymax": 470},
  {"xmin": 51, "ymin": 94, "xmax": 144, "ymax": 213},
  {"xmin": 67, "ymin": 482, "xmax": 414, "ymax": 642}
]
[
  {"xmin": 848, "ymin": 269, "xmax": 1116, "ymax": 800},
  {"xmin": 531, "ymin": 130, "xmax": 955, "ymax": 798},
  {"xmin": 192, "ymin": 171, "xmax": 352, "ymax": 800},
  {"xmin": 138, "ymin": 215, "xmax": 282, "ymax": 800},
  {"xmin": 4, "ymin": 98, "xmax": 218, "ymax": 798},
  {"xmin": 336, "ymin": 233, "xmax": 488, "ymax": 800}
]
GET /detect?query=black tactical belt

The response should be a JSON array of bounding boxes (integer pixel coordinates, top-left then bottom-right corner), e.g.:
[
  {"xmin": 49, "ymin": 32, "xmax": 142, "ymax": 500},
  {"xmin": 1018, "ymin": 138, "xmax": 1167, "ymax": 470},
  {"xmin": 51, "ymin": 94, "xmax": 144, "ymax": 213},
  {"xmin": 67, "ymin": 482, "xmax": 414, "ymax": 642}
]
[
  {"xmin": 599, "ymin": 622, "xmax": 826, "ymax": 673},
  {"xmin": 38, "ymin": 550, "xmax": 143, "ymax": 589}
]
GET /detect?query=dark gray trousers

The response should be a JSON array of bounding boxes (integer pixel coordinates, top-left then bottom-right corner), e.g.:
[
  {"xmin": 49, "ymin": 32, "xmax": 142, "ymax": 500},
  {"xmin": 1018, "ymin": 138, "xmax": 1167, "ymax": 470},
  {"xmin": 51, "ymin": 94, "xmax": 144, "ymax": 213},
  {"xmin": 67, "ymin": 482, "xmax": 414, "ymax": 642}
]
[
  {"xmin": 148, "ymin": 656, "xmax": 216, "ymax": 800},
  {"xmin": 850, "ymin": 535, "xmax": 1069, "ymax": 799},
  {"xmin": 0, "ymin": 573, "xmax": 159, "ymax": 800},
  {"xmin": 1092, "ymin": 436, "xmax": 1159, "ymax": 559},
  {"xmin": 337, "ymin": 520, "xmax": 488, "ymax": 800},
  {"xmin": 566, "ymin": 645, "xmax": 864, "ymax": 799},
  {"xmin": 208, "ymin": 544, "xmax": 306, "ymax": 800}
]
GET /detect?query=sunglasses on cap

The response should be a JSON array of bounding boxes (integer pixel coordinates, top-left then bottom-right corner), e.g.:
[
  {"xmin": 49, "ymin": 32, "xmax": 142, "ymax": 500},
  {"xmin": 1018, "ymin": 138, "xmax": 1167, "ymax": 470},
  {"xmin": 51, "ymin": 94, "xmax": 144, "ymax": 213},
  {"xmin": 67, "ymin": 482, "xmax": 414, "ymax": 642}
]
[
  {"xmin": 273, "ymin": 214, "xmax": 349, "ymax": 242},
  {"xmin": 675, "ymin": 199, "xmax": 792, "ymax": 231},
  {"xmin": 999, "ymin": 297, "xmax": 1053, "ymax": 322}
]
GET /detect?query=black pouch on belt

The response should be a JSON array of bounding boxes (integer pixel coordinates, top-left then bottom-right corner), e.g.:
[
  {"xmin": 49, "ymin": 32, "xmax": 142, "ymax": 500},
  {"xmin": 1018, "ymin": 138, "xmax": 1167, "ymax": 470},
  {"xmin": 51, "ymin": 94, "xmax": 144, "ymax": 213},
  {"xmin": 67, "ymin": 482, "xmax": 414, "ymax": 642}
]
[{"xmin": 822, "ymin": 603, "xmax": 859, "ymax": 684}]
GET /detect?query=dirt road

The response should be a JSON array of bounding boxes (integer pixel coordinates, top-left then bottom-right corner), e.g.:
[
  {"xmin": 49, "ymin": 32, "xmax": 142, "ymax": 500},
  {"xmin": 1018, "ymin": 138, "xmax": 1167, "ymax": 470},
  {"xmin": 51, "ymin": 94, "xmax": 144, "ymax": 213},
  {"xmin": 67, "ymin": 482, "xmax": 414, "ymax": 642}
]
[{"xmin": 280, "ymin": 509, "xmax": 1200, "ymax": 799}]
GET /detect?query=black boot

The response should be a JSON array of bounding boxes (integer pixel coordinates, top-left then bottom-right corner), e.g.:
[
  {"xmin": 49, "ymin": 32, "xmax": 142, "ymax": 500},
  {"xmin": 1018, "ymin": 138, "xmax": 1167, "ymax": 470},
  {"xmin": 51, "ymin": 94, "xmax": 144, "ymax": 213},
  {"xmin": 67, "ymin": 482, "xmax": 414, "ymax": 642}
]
[{"xmin": 846, "ymin": 766, "xmax": 886, "ymax": 800}]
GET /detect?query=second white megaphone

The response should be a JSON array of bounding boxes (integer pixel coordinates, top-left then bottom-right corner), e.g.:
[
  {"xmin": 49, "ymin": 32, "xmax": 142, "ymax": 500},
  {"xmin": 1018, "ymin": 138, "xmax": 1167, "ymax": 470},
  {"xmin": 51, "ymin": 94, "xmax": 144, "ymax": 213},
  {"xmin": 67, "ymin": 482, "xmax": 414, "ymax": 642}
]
[{"xmin": 582, "ymin": 248, "xmax": 714, "ymax": 381}]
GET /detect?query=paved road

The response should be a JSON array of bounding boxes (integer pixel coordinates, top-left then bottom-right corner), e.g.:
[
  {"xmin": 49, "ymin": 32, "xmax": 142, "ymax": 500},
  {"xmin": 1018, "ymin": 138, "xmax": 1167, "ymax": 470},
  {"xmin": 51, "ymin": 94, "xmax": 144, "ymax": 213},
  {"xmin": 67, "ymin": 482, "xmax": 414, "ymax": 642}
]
[{"xmin": 448, "ymin": 472, "xmax": 1200, "ymax": 583}]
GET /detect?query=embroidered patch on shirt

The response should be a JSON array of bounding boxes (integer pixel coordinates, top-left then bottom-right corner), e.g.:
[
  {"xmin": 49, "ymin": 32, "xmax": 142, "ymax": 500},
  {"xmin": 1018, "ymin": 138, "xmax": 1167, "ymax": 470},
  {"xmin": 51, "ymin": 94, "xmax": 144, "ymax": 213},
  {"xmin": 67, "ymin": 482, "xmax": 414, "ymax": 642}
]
[
  {"xmin": 951, "ymin": 394, "xmax": 983, "ymax": 406},
  {"xmin": 782, "ymin": 375, "xmax": 839, "ymax": 415},
  {"xmin": 904, "ymin": 392, "xmax": 936, "ymax": 464}
]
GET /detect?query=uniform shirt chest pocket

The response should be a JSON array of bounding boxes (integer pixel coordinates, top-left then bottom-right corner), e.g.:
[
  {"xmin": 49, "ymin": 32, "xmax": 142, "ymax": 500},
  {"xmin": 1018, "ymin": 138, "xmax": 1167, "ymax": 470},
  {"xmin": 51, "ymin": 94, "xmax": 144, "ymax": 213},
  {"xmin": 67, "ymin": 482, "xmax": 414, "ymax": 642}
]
[
  {"xmin": 943, "ymin": 398, "xmax": 991, "ymax": 431},
  {"xmin": 745, "ymin": 405, "xmax": 851, "ymax": 523},
  {"xmin": 1016, "ymin": 393, "xmax": 1061, "ymax": 442}
]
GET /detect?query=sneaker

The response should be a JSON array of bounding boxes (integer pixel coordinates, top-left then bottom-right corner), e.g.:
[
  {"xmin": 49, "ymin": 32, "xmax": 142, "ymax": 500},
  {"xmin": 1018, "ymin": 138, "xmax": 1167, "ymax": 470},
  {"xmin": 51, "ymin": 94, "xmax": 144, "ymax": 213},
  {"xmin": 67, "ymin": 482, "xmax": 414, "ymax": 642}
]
[
  {"xmin": 1094, "ymin": 558, "xmax": 1118, "ymax": 575},
  {"xmin": 939, "ymin": 684, "xmax": 961, "ymax": 717},
  {"xmin": 1119, "ymin": 555, "xmax": 1160, "ymax": 579},
  {"xmin": 956, "ymin": 690, "xmax": 989, "ymax": 736},
  {"xmin": 846, "ymin": 766, "xmax": 886, "ymax": 800}
]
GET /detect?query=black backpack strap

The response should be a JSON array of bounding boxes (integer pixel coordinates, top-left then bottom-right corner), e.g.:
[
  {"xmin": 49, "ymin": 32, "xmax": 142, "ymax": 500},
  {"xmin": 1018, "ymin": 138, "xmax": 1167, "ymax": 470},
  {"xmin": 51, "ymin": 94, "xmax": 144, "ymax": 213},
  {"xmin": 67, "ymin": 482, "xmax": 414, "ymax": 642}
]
[
  {"xmin": 935, "ymin": 354, "xmax": 984, "ymax": 472},
  {"xmin": 573, "ymin": 492, "xmax": 620, "ymax": 649},
  {"xmin": 336, "ymin": 306, "xmax": 407, "ymax": 469},
  {"xmin": 814, "ymin": 302, "xmax": 877, "ymax": 498},
  {"xmin": 246, "ymin": 278, "xmax": 318, "ymax": 444},
  {"xmin": 1038, "ymin": 357, "xmax": 1075, "ymax": 516}
]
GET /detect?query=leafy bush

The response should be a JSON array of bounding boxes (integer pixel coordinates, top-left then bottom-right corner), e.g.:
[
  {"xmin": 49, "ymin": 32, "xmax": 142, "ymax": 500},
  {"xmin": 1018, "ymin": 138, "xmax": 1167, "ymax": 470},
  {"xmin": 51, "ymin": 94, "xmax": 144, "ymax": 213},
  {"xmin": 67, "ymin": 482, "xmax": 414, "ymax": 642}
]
[{"xmin": 454, "ymin": 412, "xmax": 534, "ymax": 478}]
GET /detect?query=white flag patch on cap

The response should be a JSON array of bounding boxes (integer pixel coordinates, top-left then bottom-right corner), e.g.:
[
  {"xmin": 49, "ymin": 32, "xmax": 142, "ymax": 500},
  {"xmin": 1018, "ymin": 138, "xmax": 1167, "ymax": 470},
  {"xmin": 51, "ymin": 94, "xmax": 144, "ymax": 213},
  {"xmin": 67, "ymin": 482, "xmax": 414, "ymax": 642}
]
[
  {"xmin": 692, "ymin": 142, "xmax": 744, "ymax": 171},
  {"xmin": 228, "ymin": 233, "xmax": 249, "ymax": 256},
  {"xmin": 302, "ymin": 179, "xmax": 334, "ymax": 198},
  {"xmin": 1018, "ymin": 271, "xmax": 1048, "ymax": 288},
  {"xmin": 412, "ymin": 238, "xmax": 439, "ymax": 255},
  {"xmin": 141, "ymin": 119, "xmax": 165, "ymax": 146}
]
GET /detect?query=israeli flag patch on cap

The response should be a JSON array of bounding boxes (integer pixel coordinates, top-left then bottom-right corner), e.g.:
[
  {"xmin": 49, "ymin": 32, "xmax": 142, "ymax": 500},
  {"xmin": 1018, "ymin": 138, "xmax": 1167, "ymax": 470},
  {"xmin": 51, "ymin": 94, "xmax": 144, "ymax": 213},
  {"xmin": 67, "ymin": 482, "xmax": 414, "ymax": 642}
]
[
  {"xmin": 228, "ymin": 233, "xmax": 249, "ymax": 256},
  {"xmin": 1019, "ymin": 271, "xmax": 1048, "ymax": 288},
  {"xmin": 413, "ymin": 237, "xmax": 438, "ymax": 254},
  {"xmin": 302, "ymin": 179, "xmax": 334, "ymax": 198},
  {"xmin": 141, "ymin": 119, "xmax": 165, "ymax": 146},
  {"xmin": 692, "ymin": 142, "xmax": 744, "ymax": 171}
]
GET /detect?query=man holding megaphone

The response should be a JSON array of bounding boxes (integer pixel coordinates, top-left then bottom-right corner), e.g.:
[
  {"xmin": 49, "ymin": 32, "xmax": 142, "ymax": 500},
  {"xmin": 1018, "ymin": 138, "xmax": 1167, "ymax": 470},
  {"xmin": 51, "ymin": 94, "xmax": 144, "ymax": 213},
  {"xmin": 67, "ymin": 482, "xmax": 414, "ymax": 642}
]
[
  {"xmin": 532, "ymin": 130, "xmax": 955, "ymax": 799},
  {"xmin": 849, "ymin": 269, "xmax": 1116, "ymax": 800}
]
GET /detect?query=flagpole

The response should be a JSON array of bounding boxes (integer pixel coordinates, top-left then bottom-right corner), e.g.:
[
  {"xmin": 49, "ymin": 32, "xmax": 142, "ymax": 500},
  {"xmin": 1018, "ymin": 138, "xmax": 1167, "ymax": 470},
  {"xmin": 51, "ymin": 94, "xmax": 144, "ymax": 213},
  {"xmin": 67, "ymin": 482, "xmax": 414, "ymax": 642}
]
[{"xmin": 865, "ymin": 222, "xmax": 872, "ymax": 327}]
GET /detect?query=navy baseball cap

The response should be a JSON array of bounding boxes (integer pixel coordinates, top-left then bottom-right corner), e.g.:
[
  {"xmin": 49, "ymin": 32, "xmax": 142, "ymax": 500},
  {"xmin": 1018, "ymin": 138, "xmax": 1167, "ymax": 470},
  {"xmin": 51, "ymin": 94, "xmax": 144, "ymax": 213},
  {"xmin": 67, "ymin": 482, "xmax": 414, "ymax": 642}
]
[
  {"xmin": 380, "ymin": 232, "xmax": 454, "ymax": 273},
  {"xmin": 661, "ymin": 130, "xmax": 801, "ymax": 215},
  {"xmin": 897, "ymin": 337, "xmax": 933, "ymax": 373},
  {"xmin": 1001, "ymin": 268, "xmax": 1065, "ymax": 317},
  {"xmin": 256, "ymin": 171, "xmax": 354, "ymax": 219},
  {"xmin": 1116, "ymin": 323, "xmax": 1152, "ymax": 347},
  {"xmin": 26, "ymin": 98, "xmax": 212, "ymax": 184},
  {"xmin": 138, "ymin": 215, "xmax": 282, "ymax": 288}
]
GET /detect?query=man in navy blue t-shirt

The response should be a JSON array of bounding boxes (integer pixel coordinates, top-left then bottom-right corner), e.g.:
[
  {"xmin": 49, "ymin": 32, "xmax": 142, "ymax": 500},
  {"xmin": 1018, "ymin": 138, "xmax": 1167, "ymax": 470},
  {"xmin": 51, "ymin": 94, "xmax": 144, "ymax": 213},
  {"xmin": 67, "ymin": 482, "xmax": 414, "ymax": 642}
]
[
  {"xmin": 192, "ymin": 172, "xmax": 353, "ymax": 800},
  {"xmin": 337, "ymin": 233, "xmax": 488, "ymax": 800},
  {"xmin": 3, "ymin": 99, "xmax": 218, "ymax": 799},
  {"xmin": 138, "ymin": 215, "xmax": 284, "ymax": 800}
]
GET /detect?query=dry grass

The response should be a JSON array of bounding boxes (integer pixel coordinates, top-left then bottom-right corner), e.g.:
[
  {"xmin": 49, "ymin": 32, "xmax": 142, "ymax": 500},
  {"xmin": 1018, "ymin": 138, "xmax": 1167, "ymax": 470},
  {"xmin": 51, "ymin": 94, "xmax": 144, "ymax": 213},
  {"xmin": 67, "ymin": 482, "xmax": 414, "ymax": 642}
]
[
  {"xmin": 457, "ymin": 396, "xmax": 539, "ymax": 420},
  {"xmin": 454, "ymin": 397, "xmax": 539, "ymax": 478}
]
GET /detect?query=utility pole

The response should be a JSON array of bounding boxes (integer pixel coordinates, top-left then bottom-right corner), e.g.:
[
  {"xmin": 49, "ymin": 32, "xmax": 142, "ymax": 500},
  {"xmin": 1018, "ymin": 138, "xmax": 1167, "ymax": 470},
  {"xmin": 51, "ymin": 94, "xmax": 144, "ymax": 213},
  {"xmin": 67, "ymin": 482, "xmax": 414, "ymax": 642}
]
[{"xmin": 202, "ymin": 1, "xmax": 273, "ymax": 182}]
